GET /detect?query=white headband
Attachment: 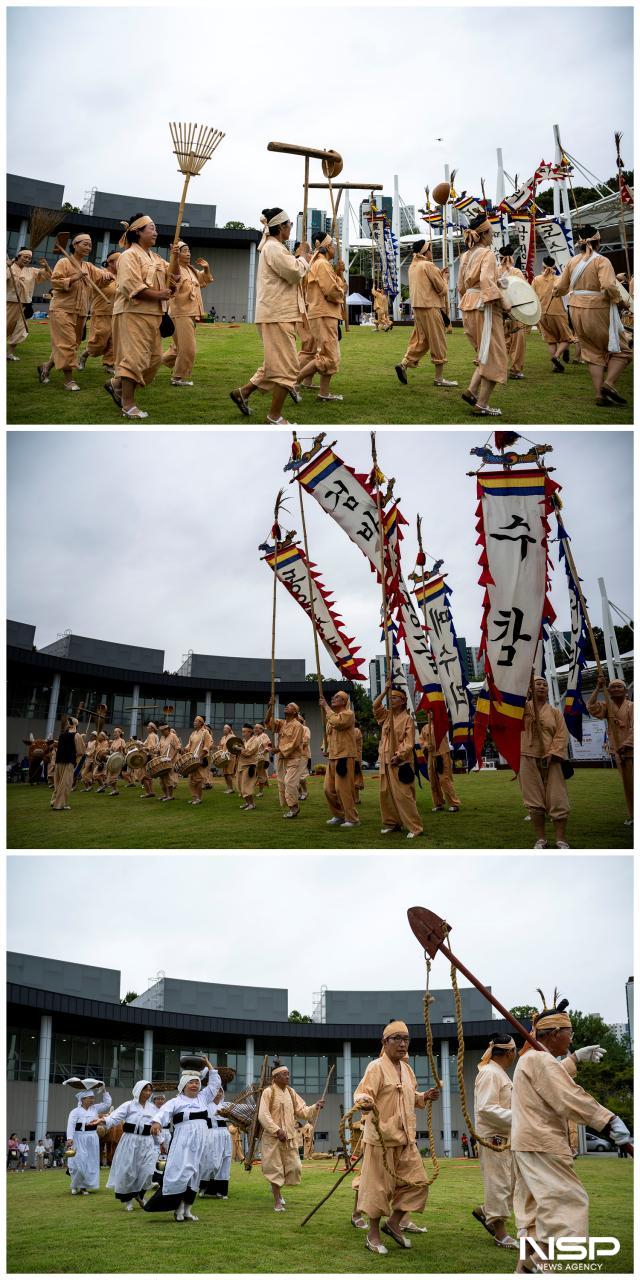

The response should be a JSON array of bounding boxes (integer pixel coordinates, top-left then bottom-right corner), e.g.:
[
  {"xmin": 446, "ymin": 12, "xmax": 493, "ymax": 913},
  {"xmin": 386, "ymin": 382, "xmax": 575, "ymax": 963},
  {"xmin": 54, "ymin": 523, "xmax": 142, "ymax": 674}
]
[
  {"xmin": 258, "ymin": 209, "xmax": 291, "ymax": 251},
  {"xmin": 178, "ymin": 1071, "xmax": 201, "ymax": 1095}
]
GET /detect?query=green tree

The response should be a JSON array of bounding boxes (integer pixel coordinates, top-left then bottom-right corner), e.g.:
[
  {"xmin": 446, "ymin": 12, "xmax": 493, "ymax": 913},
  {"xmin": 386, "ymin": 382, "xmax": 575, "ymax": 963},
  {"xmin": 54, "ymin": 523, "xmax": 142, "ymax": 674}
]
[
  {"xmin": 288, "ymin": 1010, "xmax": 312, "ymax": 1023},
  {"xmin": 223, "ymin": 220, "xmax": 246, "ymax": 230},
  {"xmin": 509, "ymin": 1005, "xmax": 538, "ymax": 1024},
  {"xmin": 567, "ymin": 1009, "xmax": 633, "ymax": 1131},
  {"xmin": 121, "ymin": 991, "xmax": 138, "ymax": 1005},
  {"xmin": 534, "ymin": 172, "xmax": 633, "ymax": 216}
]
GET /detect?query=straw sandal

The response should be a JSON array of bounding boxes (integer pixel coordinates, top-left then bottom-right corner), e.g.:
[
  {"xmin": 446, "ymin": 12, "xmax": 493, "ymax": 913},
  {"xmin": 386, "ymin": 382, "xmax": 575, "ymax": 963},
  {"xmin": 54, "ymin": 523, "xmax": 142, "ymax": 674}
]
[
  {"xmin": 365, "ymin": 1238, "xmax": 388, "ymax": 1255},
  {"xmin": 104, "ymin": 380, "xmax": 122, "ymax": 407},
  {"xmin": 121, "ymin": 406, "xmax": 149, "ymax": 419},
  {"xmin": 37, "ymin": 365, "xmax": 50, "ymax": 384}
]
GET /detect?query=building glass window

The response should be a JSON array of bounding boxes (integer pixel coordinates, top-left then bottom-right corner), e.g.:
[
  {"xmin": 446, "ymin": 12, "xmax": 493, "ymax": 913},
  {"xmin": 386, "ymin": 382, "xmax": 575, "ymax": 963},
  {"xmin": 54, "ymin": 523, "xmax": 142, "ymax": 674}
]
[
  {"xmin": 7, "ymin": 1027, "xmax": 38, "ymax": 1081},
  {"xmin": 7, "ymin": 680, "xmax": 53, "ymax": 720},
  {"xmin": 50, "ymin": 1035, "xmax": 144, "ymax": 1087}
]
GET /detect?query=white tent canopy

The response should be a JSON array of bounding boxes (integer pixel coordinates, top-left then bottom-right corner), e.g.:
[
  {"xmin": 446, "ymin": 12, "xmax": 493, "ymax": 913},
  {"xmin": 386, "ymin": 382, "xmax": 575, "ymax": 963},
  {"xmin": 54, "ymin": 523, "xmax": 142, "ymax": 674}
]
[{"xmin": 346, "ymin": 292, "xmax": 371, "ymax": 306}]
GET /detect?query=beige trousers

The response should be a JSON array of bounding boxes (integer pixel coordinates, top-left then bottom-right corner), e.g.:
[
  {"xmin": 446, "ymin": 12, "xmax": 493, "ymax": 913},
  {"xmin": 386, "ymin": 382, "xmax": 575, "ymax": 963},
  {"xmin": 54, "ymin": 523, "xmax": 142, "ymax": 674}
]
[
  {"xmin": 539, "ymin": 312, "xmax": 572, "ymax": 345},
  {"xmin": 403, "ymin": 307, "xmax": 447, "ymax": 366},
  {"xmin": 297, "ymin": 314, "xmax": 317, "ymax": 371},
  {"xmin": 519, "ymin": 757, "xmax": 569, "ymax": 820},
  {"xmin": 507, "ymin": 324, "xmax": 526, "ymax": 373},
  {"xmin": 462, "ymin": 305, "xmax": 508, "ymax": 384},
  {"xmin": 51, "ymin": 763, "xmax": 75, "ymax": 809},
  {"xmin": 251, "ymin": 322, "xmax": 300, "ymax": 391},
  {"xmin": 428, "ymin": 752, "xmax": 461, "ymax": 808},
  {"xmin": 113, "ymin": 312, "xmax": 163, "ymax": 386},
  {"xmin": 275, "ymin": 754, "xmax": 302, "ymax": 808},
  {"xmin": 161, "ymin": 316, "xmax": 198, "ymax": 379},
  {"xmin": 324, "ymin": 758, "xmax": 358, "ymax": 824},
  {"xmin": 569, "ymin": 306, "xmax": 633, "ymax": 368},
  {"xmin": 7, "ymin": 301, "xmax": 28, "ymax": 346},
  {"xmin": 479, "ymin": 1144, "xmax": 515, "ymax": 1226},
  {"xmin": 308, "ymin": 315, "xmax": 340, "ymax": 375},
  {"xmin": 357, "ymin": 1141, "xmax": 428, "ymax": 1219},
  {"xmin": 614, "ymin": 751, "xmax": 633, "ymax": 819},
  {"xmin": 513, "ymin": 1151, "xmax": 589, "ymax": 1243},
  {"xmin": 49, "ymin": 311, "xmax": 85, "ymax": 370},
  {"xmin": 379, "ymin": 764, "xmax": 423, "ymax": 834},
  {"xmin": 86, "ymin": 313, "xmax": 114, "ymax": 363},
  {"xmin": 238, "ymin": 765, "xmax": 258, "ymax": 800},
  {"xmin": 260, "ymin": 1135, "xmax": 302, "ymax": 1187}
]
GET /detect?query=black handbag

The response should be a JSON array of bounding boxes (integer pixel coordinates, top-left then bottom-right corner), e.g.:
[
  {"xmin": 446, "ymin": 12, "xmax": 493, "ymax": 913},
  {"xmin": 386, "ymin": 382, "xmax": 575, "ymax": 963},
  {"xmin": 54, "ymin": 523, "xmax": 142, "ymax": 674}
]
[
  {"xmin": 436, "ymin": 756, "xmax": 444, "ymax": 775},
  {"xmin": 336, "ymin": 757, "xmax": 348, "ymax": 777},
  {"xmin": 248, "ymin": 764, "xmax": 256, "ymax": 778},
  {"xmin": 24, "ymin": 302, "xmax": 34, "ymax": 320},
  {"xmin": 159, "ymin": 313, "xmax": 175, "ymax": 338},
  {"xmin": 561, "ymin": 760, "xmax": 574, "ymax": 780}
]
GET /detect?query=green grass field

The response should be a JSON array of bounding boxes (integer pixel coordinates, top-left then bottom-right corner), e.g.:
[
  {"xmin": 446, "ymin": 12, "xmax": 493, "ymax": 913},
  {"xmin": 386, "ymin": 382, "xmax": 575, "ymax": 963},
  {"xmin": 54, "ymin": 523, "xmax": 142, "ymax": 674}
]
[
  {"xmin": 7, "ymin": 767, "xmax": 633, "ymax": 850},
  {"xmin": 6, "ymin": 1156, "xmax": 633, "ymax": 1274},
  {"xmin": 7, "ymin": 323, "xmax": 633, "ymax": 425}
]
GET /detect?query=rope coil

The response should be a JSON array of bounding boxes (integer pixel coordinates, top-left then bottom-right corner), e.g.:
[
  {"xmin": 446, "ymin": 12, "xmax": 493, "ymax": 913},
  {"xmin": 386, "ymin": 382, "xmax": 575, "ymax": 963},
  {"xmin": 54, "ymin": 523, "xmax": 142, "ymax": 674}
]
[
  {"xmin": 339, "ymin": 1104, "xmax": 390, "ymax": 1174},
  {"xmin": 448, "ymin": 945, "xmax": 510, "ymax": 1154}
]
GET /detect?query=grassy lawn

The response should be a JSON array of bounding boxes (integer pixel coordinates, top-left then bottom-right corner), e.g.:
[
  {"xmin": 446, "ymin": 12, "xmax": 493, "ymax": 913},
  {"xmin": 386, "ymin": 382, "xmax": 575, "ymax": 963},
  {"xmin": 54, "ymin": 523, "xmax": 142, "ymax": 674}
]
[
  {"xmin": 7, "ymin": 768, "xmax": 632, "ymax": 850},
  {"xmin": 6, "ymin": 1156, "xmax": 633, "ymax": 1274},
  {"xmin": 7, "ymin": 323, "xmax": 633, "ymax": 425}
]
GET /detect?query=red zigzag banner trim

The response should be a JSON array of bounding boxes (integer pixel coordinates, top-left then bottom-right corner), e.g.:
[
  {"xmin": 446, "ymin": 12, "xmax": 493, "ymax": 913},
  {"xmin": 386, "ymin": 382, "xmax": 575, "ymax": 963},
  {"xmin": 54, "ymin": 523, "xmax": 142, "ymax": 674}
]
[{"xmin": 262, "ymin": 541, "xmax": 366, "ymax": 682}]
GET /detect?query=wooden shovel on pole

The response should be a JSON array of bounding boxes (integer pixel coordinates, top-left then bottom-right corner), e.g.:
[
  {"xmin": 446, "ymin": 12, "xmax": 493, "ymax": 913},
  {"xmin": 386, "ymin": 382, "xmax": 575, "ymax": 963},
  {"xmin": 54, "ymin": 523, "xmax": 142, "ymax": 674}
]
[
  {"xmin": 244, "ymin": 1053, "xmax": 270, "ymax": 1172},
  {"xmin": 407, "ymin": 906, "xmax": 546, "ymax": 1051}
]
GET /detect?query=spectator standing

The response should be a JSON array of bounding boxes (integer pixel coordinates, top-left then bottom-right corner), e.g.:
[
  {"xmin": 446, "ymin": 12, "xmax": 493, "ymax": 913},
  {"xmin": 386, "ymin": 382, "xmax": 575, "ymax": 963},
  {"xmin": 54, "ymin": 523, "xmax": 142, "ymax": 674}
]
[{"xmin": 35, "ymin": 1139, "xmax": 46, "ymax": 1170}]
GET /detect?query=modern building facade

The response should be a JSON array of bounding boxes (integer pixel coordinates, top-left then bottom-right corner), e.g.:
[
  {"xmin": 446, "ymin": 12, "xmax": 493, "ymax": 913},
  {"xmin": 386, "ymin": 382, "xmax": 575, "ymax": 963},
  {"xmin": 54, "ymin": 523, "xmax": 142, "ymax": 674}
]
[
  {"xmin": 7, "ymin": 952, "xmax": 513, "ymax": 1156},
  {"xmin": 7, "ymin": 174, "xmax": 261, "ymax": 322},
  {"xmin": 7, "ymin": 622, "xmax": 348, "ymax": 763}
]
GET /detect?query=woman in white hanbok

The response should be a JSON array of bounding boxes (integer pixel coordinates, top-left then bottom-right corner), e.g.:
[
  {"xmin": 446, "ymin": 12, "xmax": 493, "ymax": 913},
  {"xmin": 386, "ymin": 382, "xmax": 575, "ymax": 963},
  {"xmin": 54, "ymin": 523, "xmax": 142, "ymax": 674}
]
[
  {"xmin": 144, "ymin": 1059, "xmax": 222, "ymax": 1221},
  {"xmin": 199, "ymin": 1076, "xmax": 232, "ymax": 1199},
  {"xmin": 104, "ymin": 1080, "xmax": 158, "ymax": 1209},
  {"xmin": 65, "ymin": 1088, "xmax": 112, "ymax": 1194}
]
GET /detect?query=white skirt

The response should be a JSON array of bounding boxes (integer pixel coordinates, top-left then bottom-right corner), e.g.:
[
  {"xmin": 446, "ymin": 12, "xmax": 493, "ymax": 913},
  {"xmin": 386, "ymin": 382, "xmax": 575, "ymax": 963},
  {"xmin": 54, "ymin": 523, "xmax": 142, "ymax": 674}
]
[
  {"xmin": 106, "ymin": 1132, "xmax": 157, "ymax": 1196},
  {"xmin": 202, "ymin": 1126, "xmax": 232, "ymax": 1180},
  {"xmin": 68, "ymin": 1131, "xmax": 100, "ymax": 1191},
  {"xmin": 163, "ymin": 1118, "xmax": 210, "ymax": 1196}
]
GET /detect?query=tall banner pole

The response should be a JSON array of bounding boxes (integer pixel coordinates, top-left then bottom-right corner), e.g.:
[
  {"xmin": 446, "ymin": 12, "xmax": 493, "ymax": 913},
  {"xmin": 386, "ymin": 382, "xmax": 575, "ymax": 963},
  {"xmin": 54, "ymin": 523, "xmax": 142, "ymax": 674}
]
[{"xmin": 371, "ymin": 432, "xmax": 396, "ymax": 756}]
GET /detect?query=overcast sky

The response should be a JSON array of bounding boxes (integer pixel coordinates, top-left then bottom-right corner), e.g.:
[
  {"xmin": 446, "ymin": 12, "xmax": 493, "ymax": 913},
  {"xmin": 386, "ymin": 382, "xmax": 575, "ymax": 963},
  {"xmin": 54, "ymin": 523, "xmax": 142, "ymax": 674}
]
[
  {"xmin": 7, "ymin": 6, "xmax": 633, "ymax": 228},
  {"xmin": 7, "ymin": 430, "xmax": 633, "ymax": 674},
  {"xmin": 6, "ymin": 854, "xmax": 633, "ymax": 1022}
]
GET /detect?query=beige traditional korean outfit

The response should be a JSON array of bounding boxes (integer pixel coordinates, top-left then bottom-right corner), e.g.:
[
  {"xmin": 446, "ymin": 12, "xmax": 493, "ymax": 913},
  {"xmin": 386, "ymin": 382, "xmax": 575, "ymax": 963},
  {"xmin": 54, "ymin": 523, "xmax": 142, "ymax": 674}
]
[
  {"xmin": 374, "ymin": 704, "xmax": 422, "ymax": 835},
  {"xmin": 161, "ymin": 261, "xmax": 213, "ymax": 379},
  {"xmin": 237, "ymin": 733, "xmax": 262, "ymax": 801},
  {"xmin": 354, "ymin": 1054, "xmax": 428, "ymax": 1219},
  {"xmin": 157, "ymin": 729, "xmax": 182, "ymax": 795},
  {"xmin": 403, "ymin": 257, "xmax": 448, "ymax": 366},
  {"xmin": 113, "ymin": 243, "xmax": 172, "ymax": 386},
  {"xmin": 6, "ymin": 262, "xmax": 49, "ymax": 346},
  {"xmin": 354, "ymin": 724, "xmax": 365, "ymax": 795},
  {"xmin": 323, "ymin": 707, "xmax": 358, "ymax": 824},
  {"xmin": 80, "ymin": 738, "xmax": 97, "ymax": 786},
  {"xmin": 306, "ymin": 256, "xmax": 345, "ymax": 375},
  {"xmin": 48, "ymin": 258, "xmax": 113, "ymax": 370},
  {"xmin": 420, "ymin": 721, "xmax": 461, "ymax": 810},
  {"xmin": 458, "ymin": 246, "xmax": 509, "ymax": 383},
  {"xmin": 372, "ymin": 287, "xmax": 392, "ymax": 330},
  {"xmin": 219, "ymin": 731, "xmax": 240, "ymax": 792},
  {"xmin": 519, "ymin": 702, "xmax": 569, "ymax": 820},
  {"xmin": 474, "ymin": 1060, "xmax": 515, "ymax": 1228},
  {"xmin": 183, "ymin": 726, "xmax": 213, "ymax": 795},
  {"xmin": 258, "ymin": 1084, "xmax": 318, "ymax": 1186},
  {"xmin": 512, "ymin": 1050, "xmax": 612, "ymax": 1243},
  {"xmin": 587, "ymin": 691, "xmax": 633, "ymax": 818},
  {"xmin": 297, "ymin": 724, "xmax": 311, "ymax": 795},
  {"xmin": 250, "ymin": 238, "xmax": 308, "ymax": 392},
  {"xmin": 532, "ymin": 269, "xmax": 572, "ymax": 344},
  {"xmin": 554, "ymin": 252, "xmax": 632, "ymax": 367},
  {"xmin": 86, "ymin": 276, "xmax": 117, "ymax": 364},
  {"xmin": 269, "ymin": 716, "xmax": 304, "ymax": 808},
  {"xmin": 503, "ymin": 265, "xmax": 527, "ymax": 374}
]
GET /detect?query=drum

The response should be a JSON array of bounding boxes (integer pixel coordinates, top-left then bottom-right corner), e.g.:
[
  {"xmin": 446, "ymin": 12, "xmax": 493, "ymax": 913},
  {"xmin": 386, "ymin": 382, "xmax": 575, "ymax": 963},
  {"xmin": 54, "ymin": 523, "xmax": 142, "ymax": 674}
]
[
  {"xmin": 212, "ymin": 749, "xmax": 230, "ymax": 771},
  {"xmin": 95, "ymin": 746, "xmax": 109, "ymax": 763},
  {"xmin": 106, "ymin": 751, "xmax": 125, "ymax": 776},
  {"xmin": 126, "ymin": 746, "xmax": 147, "ymax": 770},
  {"xmin": 175, "ymin": 751, "xmax": 201, "ymax": 777},
  {"xmin": 148, "ymin": 756, "xmax": 174, "ymax": 778},
  {"xmin": 500, "ymin": 275, "xmax": 541, "ymax": 326}
]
